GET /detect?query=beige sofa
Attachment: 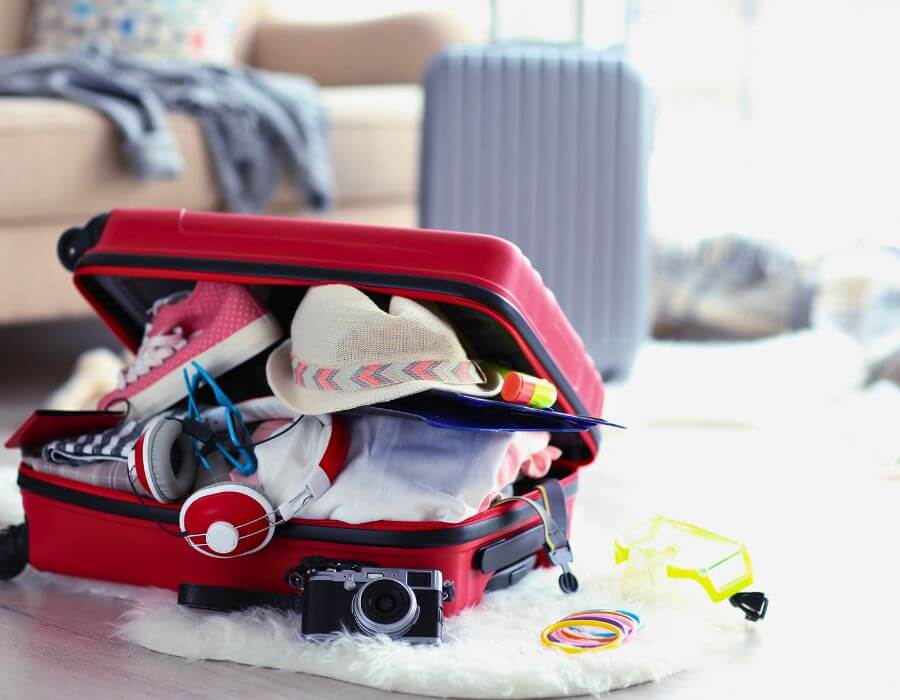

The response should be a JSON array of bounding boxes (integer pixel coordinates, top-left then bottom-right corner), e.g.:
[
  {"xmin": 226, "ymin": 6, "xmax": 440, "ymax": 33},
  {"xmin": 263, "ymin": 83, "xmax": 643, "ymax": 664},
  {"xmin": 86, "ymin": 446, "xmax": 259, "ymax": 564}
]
[{"xmin": 0, "ymin": 3, "xmax": 469, "ymax": 324}]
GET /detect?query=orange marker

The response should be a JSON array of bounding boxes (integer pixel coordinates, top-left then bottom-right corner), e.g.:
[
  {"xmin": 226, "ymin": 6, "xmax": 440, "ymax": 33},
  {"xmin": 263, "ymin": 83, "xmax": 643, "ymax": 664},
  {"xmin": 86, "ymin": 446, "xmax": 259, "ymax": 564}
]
[{"xmin": 485, "ymin": 363, "xmax": 558, "ymax": 408}]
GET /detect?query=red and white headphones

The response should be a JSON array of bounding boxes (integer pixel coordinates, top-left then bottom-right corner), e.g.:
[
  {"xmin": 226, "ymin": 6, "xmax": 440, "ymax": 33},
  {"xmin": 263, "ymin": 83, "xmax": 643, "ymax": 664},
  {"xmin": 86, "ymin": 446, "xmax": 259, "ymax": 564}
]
[{"xmin": 128, "ymin": 413, "xmax": 349, "ymax": 559}]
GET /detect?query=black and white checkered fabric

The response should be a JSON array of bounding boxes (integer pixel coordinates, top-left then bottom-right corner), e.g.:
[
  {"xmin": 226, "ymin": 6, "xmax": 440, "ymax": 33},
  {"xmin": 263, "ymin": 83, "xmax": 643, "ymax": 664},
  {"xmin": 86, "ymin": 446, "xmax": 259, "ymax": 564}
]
[
  {"xmin": 39, "ymin": 397, "xmax": 294, "ymax": 466},
  {"xmin": 42, "ymin": 412, "xmax": 181, "ymax": 465}
]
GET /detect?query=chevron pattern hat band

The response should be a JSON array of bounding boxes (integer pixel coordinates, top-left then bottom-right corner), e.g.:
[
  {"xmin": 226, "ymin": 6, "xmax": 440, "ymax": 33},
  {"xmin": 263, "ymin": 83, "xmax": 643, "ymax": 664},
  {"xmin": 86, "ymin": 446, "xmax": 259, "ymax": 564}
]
[
  {"xmin": 266, "ymin": 284, "xmax": 502, "ymax": 415},
  {"xmin": 291, "ymin": 355, "xmax": 486, "ymax": 392}
]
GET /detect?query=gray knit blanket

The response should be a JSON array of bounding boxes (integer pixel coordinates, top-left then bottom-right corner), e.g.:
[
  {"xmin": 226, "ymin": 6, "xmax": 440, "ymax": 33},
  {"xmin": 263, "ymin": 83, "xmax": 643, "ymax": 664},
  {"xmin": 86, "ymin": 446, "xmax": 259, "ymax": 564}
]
[{"xmin": 0, "ymin": 49, "xmax": 332, "ymax": 213}]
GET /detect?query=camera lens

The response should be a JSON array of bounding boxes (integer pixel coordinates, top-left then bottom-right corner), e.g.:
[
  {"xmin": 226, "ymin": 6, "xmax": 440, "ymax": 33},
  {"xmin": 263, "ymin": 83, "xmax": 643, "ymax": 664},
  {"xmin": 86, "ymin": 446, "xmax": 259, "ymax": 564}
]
[
  {"xmin": 352, "ymin": 578, "xmax": 419, "ymax": 638},
  {"xmin": 371, "ymin": 590, "xmax": 400, "ymax": 618}
]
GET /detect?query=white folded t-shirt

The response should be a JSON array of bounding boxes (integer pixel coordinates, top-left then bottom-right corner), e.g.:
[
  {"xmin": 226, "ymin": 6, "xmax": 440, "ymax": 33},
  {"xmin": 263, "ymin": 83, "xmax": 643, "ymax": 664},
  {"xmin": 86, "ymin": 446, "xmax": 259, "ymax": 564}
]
[{"xmin": 259, "ymin": 415, "xmax": 513, "ymax": 524}]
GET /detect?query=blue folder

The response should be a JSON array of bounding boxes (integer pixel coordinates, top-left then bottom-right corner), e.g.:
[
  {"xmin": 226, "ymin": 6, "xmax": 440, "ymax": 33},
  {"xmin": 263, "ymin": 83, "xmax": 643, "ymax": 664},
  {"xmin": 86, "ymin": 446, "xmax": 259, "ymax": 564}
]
[{"xmin": 348, "ymin": 390, "xmax": 625, "ymax": 433}]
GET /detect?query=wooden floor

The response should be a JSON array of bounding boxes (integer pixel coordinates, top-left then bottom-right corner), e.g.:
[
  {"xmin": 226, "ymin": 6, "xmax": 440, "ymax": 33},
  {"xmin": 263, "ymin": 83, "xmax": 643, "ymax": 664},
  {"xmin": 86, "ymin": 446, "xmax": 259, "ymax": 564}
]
[
  {"xmin": 1, "ymin": 319, "xmax": 898, "ymax": 698},
  {"xmin": 2, "ymin": 580, "xmax": 415, "ymax": 700}
]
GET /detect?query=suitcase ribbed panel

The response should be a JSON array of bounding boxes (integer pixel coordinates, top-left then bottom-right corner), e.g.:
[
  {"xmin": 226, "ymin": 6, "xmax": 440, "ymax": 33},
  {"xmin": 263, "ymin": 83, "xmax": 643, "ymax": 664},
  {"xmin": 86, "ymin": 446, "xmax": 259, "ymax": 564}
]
[{"xmin": 421, "ymin": 46, "xmax": 652, "ymax": 378}]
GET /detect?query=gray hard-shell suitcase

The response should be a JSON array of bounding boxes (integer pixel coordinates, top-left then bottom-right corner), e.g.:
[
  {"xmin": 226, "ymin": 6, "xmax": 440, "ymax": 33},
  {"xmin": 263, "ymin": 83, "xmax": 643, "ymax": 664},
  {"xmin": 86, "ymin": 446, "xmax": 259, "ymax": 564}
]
[{"xmin": 420, "ymin": 45, "xmax": 652, "ymax": 379}]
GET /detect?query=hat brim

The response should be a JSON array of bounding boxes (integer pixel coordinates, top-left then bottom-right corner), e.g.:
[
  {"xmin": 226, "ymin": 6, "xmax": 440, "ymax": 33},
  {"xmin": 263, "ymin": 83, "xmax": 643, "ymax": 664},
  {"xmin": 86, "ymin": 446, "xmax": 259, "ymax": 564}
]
[{"xmin": 265, "ymin": 340, "xmax": 503, "ymax": 416}]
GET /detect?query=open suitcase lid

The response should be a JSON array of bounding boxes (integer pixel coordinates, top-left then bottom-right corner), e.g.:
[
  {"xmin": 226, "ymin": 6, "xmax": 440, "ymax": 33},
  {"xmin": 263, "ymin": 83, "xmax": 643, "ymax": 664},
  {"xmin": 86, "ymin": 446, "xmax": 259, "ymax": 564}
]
[{"xmin": 60, "ymin": 209, "xmax": 605, "ymax": 465}]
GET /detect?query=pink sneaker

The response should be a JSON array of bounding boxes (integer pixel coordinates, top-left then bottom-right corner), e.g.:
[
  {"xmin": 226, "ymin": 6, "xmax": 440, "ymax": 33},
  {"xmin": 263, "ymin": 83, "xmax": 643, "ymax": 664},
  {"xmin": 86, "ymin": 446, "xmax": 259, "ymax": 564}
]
[{"xmin": 98, "ymin": 282, "xmax": 282, "ymax": 418}]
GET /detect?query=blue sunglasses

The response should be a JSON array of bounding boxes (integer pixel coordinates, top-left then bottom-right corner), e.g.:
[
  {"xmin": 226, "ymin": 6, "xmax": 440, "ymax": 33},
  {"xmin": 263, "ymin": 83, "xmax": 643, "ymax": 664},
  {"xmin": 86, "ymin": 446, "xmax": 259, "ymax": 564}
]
[{"xmin": 183, "ymin": 361, "xmax": 257, "ymax": 476}]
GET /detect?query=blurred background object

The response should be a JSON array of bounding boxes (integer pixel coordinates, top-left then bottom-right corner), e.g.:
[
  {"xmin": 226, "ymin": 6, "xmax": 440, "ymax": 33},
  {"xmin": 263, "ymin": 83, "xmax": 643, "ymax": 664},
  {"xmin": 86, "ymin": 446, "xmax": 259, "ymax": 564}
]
[
  {"xmin": 652, "ymin": 235, "xmax": 815, "ymax": 340},
  {"xmin": 420, "ymin": 43, "xmax": 652, "ymax": 380},
  {"xmin": 814, "ymin": 245, "xmax": 900, "ymax": 385}
]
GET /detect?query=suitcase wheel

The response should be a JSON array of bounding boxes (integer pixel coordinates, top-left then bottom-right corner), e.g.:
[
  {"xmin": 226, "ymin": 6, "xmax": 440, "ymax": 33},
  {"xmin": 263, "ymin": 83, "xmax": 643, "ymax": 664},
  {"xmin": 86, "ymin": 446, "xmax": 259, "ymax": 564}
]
[
  {"xmin": 57, "ymin": 213, "xmax": 108, "ymax": 271},
  {"xmin": 0, "ymin": 522, "xmax": 28, "ymax": 580}
]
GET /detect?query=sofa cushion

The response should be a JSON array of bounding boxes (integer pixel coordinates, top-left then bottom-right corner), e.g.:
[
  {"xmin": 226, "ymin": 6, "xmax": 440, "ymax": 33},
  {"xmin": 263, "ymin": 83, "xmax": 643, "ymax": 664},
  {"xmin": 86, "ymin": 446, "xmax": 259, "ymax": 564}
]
[
  {"xmin": 272, "ymin": 84, "xmax": 422, "ymax": 211},
  {"xmin": 0, "ymin": 84, "xmax": 421, "ymax": 223}
]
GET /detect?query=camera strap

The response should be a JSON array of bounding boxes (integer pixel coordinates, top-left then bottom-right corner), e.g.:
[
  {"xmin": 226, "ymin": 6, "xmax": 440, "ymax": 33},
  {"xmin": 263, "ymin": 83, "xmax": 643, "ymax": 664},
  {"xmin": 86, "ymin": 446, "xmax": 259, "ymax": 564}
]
[{"xmin": 177, "ymin": 583, "xmax": 301, "ymax": 613}]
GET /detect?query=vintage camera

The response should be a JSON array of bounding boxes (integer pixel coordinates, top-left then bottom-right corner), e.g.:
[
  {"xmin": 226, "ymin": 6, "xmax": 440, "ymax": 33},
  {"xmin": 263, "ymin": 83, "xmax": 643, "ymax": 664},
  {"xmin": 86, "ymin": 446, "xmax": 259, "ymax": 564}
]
[{"xmin": 297, "ymin": 561, "xmax": 446, "ymax": 645}]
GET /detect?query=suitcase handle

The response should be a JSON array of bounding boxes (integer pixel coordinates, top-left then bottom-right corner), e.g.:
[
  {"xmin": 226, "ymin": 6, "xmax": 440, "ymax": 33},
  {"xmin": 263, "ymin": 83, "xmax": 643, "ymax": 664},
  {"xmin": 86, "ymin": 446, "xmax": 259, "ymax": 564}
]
[
  {"xmin": 483, "ymin": 554, "xmax": 538, "ymax": 592},
  {"xmin": 477, "ymin": 523, "xmax": 546, "ymax": 573}
]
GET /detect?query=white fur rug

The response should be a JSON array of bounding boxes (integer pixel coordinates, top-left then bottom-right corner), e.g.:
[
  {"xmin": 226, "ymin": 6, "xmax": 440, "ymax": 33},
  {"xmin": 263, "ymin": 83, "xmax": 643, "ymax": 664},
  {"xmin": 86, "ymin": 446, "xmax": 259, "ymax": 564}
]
[{"xmin": 2, "ymin": 331, "xmax": 897, "ymax": 698}]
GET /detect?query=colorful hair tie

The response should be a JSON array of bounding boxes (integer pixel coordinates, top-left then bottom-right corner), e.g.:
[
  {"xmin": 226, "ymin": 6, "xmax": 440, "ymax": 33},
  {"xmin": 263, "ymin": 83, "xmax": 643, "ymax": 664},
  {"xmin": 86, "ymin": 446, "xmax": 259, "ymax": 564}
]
[{"xmin": 540, "ymin": 609, "xmax": 641, "ymax": 654}]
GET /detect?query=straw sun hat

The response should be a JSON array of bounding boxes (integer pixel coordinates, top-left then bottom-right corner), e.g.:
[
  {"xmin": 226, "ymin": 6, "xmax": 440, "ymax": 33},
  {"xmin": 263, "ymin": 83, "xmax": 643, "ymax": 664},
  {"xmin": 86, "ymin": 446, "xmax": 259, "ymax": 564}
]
[{"xmin": 266, "ymin": 284, "xmax": 501, "ymax": 415}]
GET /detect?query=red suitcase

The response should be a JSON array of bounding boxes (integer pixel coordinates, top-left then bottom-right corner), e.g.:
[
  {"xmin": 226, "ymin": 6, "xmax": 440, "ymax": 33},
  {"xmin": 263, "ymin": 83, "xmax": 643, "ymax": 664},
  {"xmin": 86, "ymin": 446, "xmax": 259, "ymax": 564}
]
[{"xmin": 2, "ymin": 209, "xmax": 605, "ymax": 616}]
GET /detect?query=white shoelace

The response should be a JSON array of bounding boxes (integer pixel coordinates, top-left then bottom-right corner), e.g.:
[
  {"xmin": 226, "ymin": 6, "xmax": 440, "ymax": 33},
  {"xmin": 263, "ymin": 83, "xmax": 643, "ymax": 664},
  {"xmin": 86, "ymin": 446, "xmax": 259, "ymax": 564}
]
[
  {"xmin": 116, "ymin": 326, "xmax": 189, "ymax": 390},
  {"xmin": 116, "ymin": 291, "xmax": 192, "ymax": 390}
]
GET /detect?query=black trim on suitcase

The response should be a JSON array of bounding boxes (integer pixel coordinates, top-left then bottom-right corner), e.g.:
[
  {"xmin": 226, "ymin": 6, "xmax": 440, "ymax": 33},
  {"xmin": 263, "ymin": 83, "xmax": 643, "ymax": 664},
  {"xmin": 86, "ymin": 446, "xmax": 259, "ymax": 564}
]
[
  {"xmin": 75, "ymin": 250, "xmax": 600, "ymax": 449},
  {"xmin": 17, "ymin": 469, "xmax": 577, "ymax": 549}
]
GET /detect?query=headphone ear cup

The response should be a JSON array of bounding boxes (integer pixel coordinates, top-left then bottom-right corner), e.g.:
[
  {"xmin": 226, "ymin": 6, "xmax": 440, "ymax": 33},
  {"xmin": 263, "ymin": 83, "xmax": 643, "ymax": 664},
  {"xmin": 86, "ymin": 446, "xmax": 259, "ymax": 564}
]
[
  {"xmin": 129, "ymin": 417, "xmax": 197, "ymax": 503},
  {"xmin": 179, "ymin": 483, "xmax": 276, "ymax": 559}
]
